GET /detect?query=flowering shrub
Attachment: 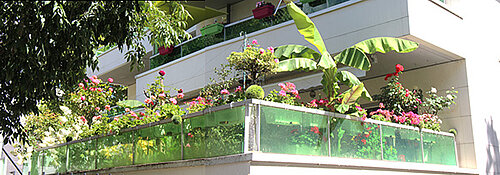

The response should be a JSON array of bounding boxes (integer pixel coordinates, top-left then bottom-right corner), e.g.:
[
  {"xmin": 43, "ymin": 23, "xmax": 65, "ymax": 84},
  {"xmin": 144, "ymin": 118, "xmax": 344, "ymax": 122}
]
[
  {"xmin": 186, "ymin": 86, "xmax": 246, "ymax": 113},
  {"xmin": 370, "ymin": 64, "xmax": 457, "ymax": 131},
  {"xmin": 227, "ymin": 39, "xmax": 278, "ymax": 85},
  {"xmin": 265, "ymin": 82, "xmax": 300, "ymax": 105},
  {"xmin": 305, "ymin": 97, "xmax": 368, "ymax": 120}
]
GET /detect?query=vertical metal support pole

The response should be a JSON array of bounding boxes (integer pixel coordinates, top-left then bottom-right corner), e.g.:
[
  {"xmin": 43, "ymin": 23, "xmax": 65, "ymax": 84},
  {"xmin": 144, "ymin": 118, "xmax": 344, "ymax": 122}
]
[
  {"xmin": 379, "ymin": 124, "xmax": 384, "ymax": 160},
  {"xmin": 131, "ymin": 132, "xmax": 135, "ymax": 165},
  {"xmin": 181, "ymin": 121, "xmax": 185, "ymax": 160},
  {"xmin": 420, "ymin": 131, "xmax": 425, "ymax": 163},
  {"xmin": 454, "ymin": 135, "xmax": 459, "ymax": 166},
  {"xmin": 65, "ymin": 145, "xmax": 69, "ymax": 173},
  {"xmin": 243, "ymin": 103, "xmax": 251, "ymax": 153},
  {"xmin": 180, "ymin": 45, "xmax": 183, "ymax": 57},
  {"xmin": 94, "ymin": 139, "xmax": 98, "ymax": 170},
  {"xmin": 327, "ymin": 115, "xmax": 331, "ymax": 157},
  {"xmin": 223, "ymin": 26, "xmax": 226, "ymax": 41},
  {"xmin": 41, "ymin": 152, "xmax": 44, "ymax": 175},
  {"xmin": 255, "ymin": 104, "xmax": 261, "ymax": 151}
]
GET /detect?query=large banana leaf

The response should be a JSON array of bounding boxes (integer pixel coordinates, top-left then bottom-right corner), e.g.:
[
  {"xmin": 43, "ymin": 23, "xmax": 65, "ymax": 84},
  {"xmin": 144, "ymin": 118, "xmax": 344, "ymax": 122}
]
[
  {"xmin": 277, "ymin": 58, "xmax": 318, "ymax": 72},
  {"xmin": 287, "ymin": 2, "xmax": 335, "ymax": 69},
  {"xmin": 341, "ymin": 83, "xmax": 365, "ymax": 105},
  {"xmin": 321, "ymin": 68, "xmax": 339, "ymax": 98},
  {"xmin": 334, "ymin": 47, "xmax": 370, "ymax": 71},
  {"xmin": 336, "ymin": 71, "xmax": 371, "ymax": 101},
  {"xmin": 274, "ymin": 45, "xmax": 321, "ymax": 61},
  {"xmin": 353, "ymin": 37, "xmax": 419, "ymax": 54}
]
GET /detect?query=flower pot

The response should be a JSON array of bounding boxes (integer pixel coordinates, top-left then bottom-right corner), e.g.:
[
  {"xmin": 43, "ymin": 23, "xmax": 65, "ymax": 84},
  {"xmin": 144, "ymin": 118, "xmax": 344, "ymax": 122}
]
[
  {"xmin": 300, "ymin": 0, "xmax": 316, "ymax": 3},
  {"xmin": 158, "ymin": 45, "xmax": 174, "ymax": 55},
  {"xmin": 309, "ymin": 0, "xmax": 326, "ymax": 7},
  {"xmin": 200, "ymin": 23, "xmax": 224, "ymax": 36},
  {"xmin": 252, "ymin": 4, "xmax": 275, "ymax": 19}
]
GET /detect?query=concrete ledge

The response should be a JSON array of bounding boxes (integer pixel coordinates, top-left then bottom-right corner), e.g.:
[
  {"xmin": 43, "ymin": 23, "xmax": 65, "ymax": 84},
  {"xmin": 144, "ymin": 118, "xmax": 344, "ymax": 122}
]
[{"xmin": 73, "ymin": 152, "xmax": 478, "ymax": 175}]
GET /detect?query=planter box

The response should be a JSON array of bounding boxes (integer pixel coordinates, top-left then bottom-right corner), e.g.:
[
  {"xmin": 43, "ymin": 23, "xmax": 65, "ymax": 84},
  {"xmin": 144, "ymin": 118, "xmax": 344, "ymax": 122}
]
[
  {"xmin": 200, "ymin": 23, "xmax": 224, "ymax": 36},
  {"xmin": 32, "ymin": 99, "xmax": 458, "ymax": 174},
  {"xmin": 300, "ymin": 0, "xmax": 317, "ymax": 3},
  {"xmin": 158, "ymin": 45, "xmax": 174, "ymax": 55},
  {"xmin": 252, "ymin": 5, "xmax": 275, "ymax": 19}
]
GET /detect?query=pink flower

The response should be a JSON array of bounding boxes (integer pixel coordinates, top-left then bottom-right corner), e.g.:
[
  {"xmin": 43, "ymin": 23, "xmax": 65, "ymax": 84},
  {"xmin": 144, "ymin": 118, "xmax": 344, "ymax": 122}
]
[
  {"xmin": 221, "ymin": 89, "xmax": 229, "ymax": 95},
  {"xmin": 159, "ymin": 93, "xmax": 166, "ymax": 98},
  {"xmin": 109, "ymin": 87, "xmax": 114, "ymax": 92},
  {"xmin": 278, "ymin": 83, "xmax": 286, "ymax": 90},
  {"xmin": 177, "ymin": 93, "xmax": 184, "ymax": 99},
  {"xmin": 89, "ymin": 87, "xmax": 95, "ymax": 91},
  {"xmin": 91, "ymin": 78, "xmax": 100, "ymax": 85},
  {"xmin": 125, "ymin": 108, "xmax": 130, "ymax": 112},
  {"xmin": 97, "ymin": 88, "xmax": 103, "ymax": 92},
  {"xmin": 188, "ymin": 133, "xmax": 193, "ymax": 138},
  {"xmin": 80, "ymin": 96, "xmax": 86, "ymax": 101},
  {"xmin": 105, "ymin": 105, "xmax": 111, "ymax": 111},
  {"xmin": 91, "ymin": 75, "xmax": 98, "ymax": 80},
  {"xmin": 274, "ymin": 59, "xmax": 279, "ymax": 63},
  {"xmin": 114, "ymin": 117, "xmax": 119, "ymax": 121},
  {"xmin": 235, "ymin": 86, "xmax": 242, "ymax": 92},
  {"xmin": 95, "ymin": 107, "xmax": 100, "ymax": 111},
  {"xmin": 259, "ymin": 48, "xmax": 265, "ymax": 54},
  {"xmin": 169, "ymin": 98, "xmax": 177, "ymax": 105},
  {"xmin": 144, "ymin": 98, "xmax": 152, "ymax": 104},
  {"xmin": 252, "ymin": 39, "xmax": 258, "ymax": 45},
  {"xmin": 286, "ymin": 82, "xmax": 296, "ymax": 90},
  {"xmin": 78, "ymin": 83, "xmax": 84, "ymax": 88},
  {"xmin": 159, "ymin": 70, "xmax": 166, "ymax": 76},
  {"xmin": 130, "ymin": 111, "xmax": 138, "ymax": 118},
  {"xmin": 267, "ymin": 47, "xmax": 274, "ymax": 53},
  {"xmin": 279, "ymin": 90, "xmax": 287, "ymax": 97},
  {"xmin": 108, "ymin": 78, "xmax": 114, "ymax": 83},
  {"xmin": 355, "ymin": 106, "xmax": 363, "ymax": 111},
  {"xmin": 379, "ymin": 103, "xmax": 385, "ymax": 109},
  {"xmin": 290, "ymin": 89, "xmax": 299, "ymax": 95},
  {"xmin": 185, "ymin": 143, "xmax": 191, "ymax": 147},
  {"xmin": 80, "ymin": 116, "xmax": 87, "ymax": 123},
  {"xmin": 361, "ymin": 139, "xmax": 367, "ymax": 145},
  {"xmin": 246, "ymin": 44, "xmax": 251, "ymax": 48}
]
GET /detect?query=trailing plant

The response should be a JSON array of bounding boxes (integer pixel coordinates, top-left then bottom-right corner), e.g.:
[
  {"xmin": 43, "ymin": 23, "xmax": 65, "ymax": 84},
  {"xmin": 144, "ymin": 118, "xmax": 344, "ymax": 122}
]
[
  {"xmin": 227, "ymin": 39, "xmax": 278, "ymax": 85},
  {"xmin": 274, "ymin": 2, "xmax": 419, "ymax": 118}
]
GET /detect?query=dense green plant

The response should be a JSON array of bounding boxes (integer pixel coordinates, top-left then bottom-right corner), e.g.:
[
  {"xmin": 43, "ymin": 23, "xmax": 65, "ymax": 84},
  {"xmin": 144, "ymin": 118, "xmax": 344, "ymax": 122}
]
[
  {"xmin": 227, "ymin": 40, "xmax": 279, "ymax": 85},
  {"xmin": 0, "ymin": 1, "xmax": 191, "ymax": 143},
  {"xmin": 420, "ymin": 87, "xmax": 457, "ymax": 116},
  {"xmin": 246, "ymin": 85, "xmax": 265, "ymax": 99},
  {"xmin": 201, "ymin": 64, "xmax": 240, "ymax": 99},
  {"xmin": 274, "ymin": 2, "xmax": 419, "ymax": 117},
  {"xmin": 290, "ymin": 126, "xmax": 324, "ymax": 147}
]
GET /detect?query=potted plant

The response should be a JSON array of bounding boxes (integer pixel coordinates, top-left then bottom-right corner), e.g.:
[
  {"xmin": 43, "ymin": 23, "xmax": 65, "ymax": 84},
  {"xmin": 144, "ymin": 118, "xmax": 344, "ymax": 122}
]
[
  {"xmin": 200, "ymin": 23, "xmax": 224, "ymax": 36},
  {"xmin": 158, "ymin": 45, "xmax": 174, "ymax": 55},
  {"xmin": 252, "ymin": 1, "xmax": 275, "ymax": 19}
]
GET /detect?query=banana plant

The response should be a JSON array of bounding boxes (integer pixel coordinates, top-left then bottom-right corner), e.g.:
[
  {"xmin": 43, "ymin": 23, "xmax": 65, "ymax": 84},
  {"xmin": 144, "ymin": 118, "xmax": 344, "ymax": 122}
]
[{"xmin": 274, "ymin": 2, "xmax": 419, "ymax": 113}]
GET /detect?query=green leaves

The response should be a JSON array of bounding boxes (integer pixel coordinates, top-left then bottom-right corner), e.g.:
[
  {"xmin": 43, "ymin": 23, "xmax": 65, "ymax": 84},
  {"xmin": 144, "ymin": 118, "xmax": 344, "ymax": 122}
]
[
  {"xmin": 116, "ymin": 100, "xmax": 145, "ymax": 109},
  {"xmin": 336, "ymin": 70, "xmax": 371, "ymax": 101},
  {"xmin": 274, "ymin": 44, "xmax": 321, "ymax": 61},
  {"xmin": 352, "ymin": 37, "xmax": 419, "ymax": 54},
  {"xmin": 277, "ymin": 58, "xmax": 318, "ymax": 72},
  {"xmin": 334, "ymin": 47, "xmax": 370, "ymax": 71},
  {"xmin": 341, "ymin": 83, "xmax": 365, "ymax": 105},
  {"xmin": 286, "ymin": 2, "xmax": 335, "ymax": 69}
]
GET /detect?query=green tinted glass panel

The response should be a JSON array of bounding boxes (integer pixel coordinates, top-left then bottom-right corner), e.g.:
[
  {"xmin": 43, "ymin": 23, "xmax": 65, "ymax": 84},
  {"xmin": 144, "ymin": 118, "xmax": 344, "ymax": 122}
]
[
  {"xmin": 422, "ymin": 132, "xmax": 457, "ymax": 165},
  {"xmin": 184, "ymin": 107, "xmax": 245, "ymax": 159},
  {"xmin": 330, "ymin": 118, "xmax": 381, "ymax": 160},
  {"xmin": 134, "ymin": 122, "xmax": 182, "ymax": 164},
  {"xmin": 381, "ymin": 125, "xmax": 422, "ymax": 162},
  {"xmin": 42, "ymin": 146, "xmax": 67, "ymax": 174},
  {"xmin": 97, "ymin": 132, "xmax": 134, "ymax": 169},
  {"xmin": 260, "ymin": 106, "xmax": 328, "ymax": 156},
  {"xmin": 68, "ymin": 139, "xmax": 96, "ymax": 171},
  {"xmin": 30, "ymin": 151, "xmax": 40, "ymax": 175}
]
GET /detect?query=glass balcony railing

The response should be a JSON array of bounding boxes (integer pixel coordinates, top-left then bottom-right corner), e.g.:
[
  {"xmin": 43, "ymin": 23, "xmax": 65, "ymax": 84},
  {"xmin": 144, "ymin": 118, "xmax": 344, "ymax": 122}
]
[
  {"xmin": 149, "ymin": 0, "xmax": 350, "ymax": 69},
  {"xmin": 30, "ymin": 99, "xmax": 457, "ymax": 175}
]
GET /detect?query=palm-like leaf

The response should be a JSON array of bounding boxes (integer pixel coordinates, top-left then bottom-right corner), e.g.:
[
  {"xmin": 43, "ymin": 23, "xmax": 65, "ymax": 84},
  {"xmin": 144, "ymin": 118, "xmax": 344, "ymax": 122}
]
[
  {"xmin": 274, "ymin": 45, "xmax": 321, "ymax": 61},
  {"xmin": 277, "ymin": 58, "xmax": 318, "ymax": 72},
  {"xmin": 336, "ymin": 70, "xmax": 371, "ymax": 101}
]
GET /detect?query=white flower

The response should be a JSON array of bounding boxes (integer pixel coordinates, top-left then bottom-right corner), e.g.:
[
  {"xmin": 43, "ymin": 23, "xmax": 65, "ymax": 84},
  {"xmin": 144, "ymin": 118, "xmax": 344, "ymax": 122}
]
[
  {"xmin": 60, "ymin": 129, "xmax": 71, "ymax": 136},
  {"xmin": 430, "ymin": 87, "xmax": 437, "ymax": 93},
  {"xmin": 59, "ymin": 106, "xmax": 72, "ymax": 116},
  {"xmin": 447, "ymin": 94, "xmax": 453, "ymax": 100}
]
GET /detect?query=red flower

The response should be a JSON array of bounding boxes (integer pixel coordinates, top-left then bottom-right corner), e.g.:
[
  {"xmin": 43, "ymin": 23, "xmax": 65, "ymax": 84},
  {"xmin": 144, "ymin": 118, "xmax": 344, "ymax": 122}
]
[
  {"xmin": 290, "ymin": 129, "xmax": 298, "ymax": 133},
  {"xmin": 361, "ymin": 139, "xmax": 367, "ymax": 145},
  {"xmin": 365, "ymin": 134, "xmax": 370, "ymax": 138},
  {"xmin": 188, "ymin": 133, "xmax": 193, "ymax": 138},
  {"xmin": 384, "ymin": 73, "xmax": 394, "ymax": 81},
  {"xmin": 366, "ymin": 127, "xmax": 372, "ymax": 130},
  {"xmin": 395, "ymin": 64, "xmax": 404, "ymax": 73},
  {"xmin": 178, "ymin": 89, "xmax": 183, "ymax": 93},
  {"xmin": 310, "ymin": 126, "xmax": 320, "ymax": 134},
  {"xmin": 158, "ymin": 70, "xmax": 166, "ymax": 76}
]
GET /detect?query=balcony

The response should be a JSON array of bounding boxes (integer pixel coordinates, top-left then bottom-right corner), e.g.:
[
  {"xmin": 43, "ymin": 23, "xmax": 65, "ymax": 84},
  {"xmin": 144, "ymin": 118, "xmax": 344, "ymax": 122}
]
[{"xmin": 30, "ymin": 100, "xmax": 468, "ymax": 175}]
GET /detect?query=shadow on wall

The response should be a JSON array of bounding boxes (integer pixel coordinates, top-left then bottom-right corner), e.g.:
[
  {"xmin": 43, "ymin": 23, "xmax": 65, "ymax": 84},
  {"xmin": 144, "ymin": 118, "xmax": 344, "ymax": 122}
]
[{"xmin": 486, "ymin": 117, "xmax": 499, "ymax": 174}]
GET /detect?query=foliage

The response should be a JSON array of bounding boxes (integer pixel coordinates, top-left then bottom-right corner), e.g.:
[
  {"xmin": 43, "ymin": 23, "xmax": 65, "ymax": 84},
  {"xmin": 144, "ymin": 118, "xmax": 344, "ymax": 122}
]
[
  {"xmin": 373, "ymin": 64, "xmax": 422, "ymax": 115},
  {"xmin": 276, "ymin": 2, "xmax": 419, "ymax": 118},
  {"xmin": 186, "ymin": 86, "xmax": 246, "ymax": 114},
  {"xmin": 246, "ymin": 85, "xmax": 265, "ymax": 100},
  {"xmin": 227, "ymin": 40, "xmax": 279, "ymax": 85},
  {"xmin": 264, "ymin": 82, "xmax": 300, "ymax": 105},
  {"xmin": 290, "ymin": 126, "xmax": 324, "ymax": 147},
  {"xmin": 0, "ymin": 1, "xmax": 191, "ymax": 143},
  {"xmin": 200, "ymin": 64, "xmax": 240, "ymax": 99},
  {"xmin": 370, "ymin": 64, "xmax": 457, "ymax": 131}
]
